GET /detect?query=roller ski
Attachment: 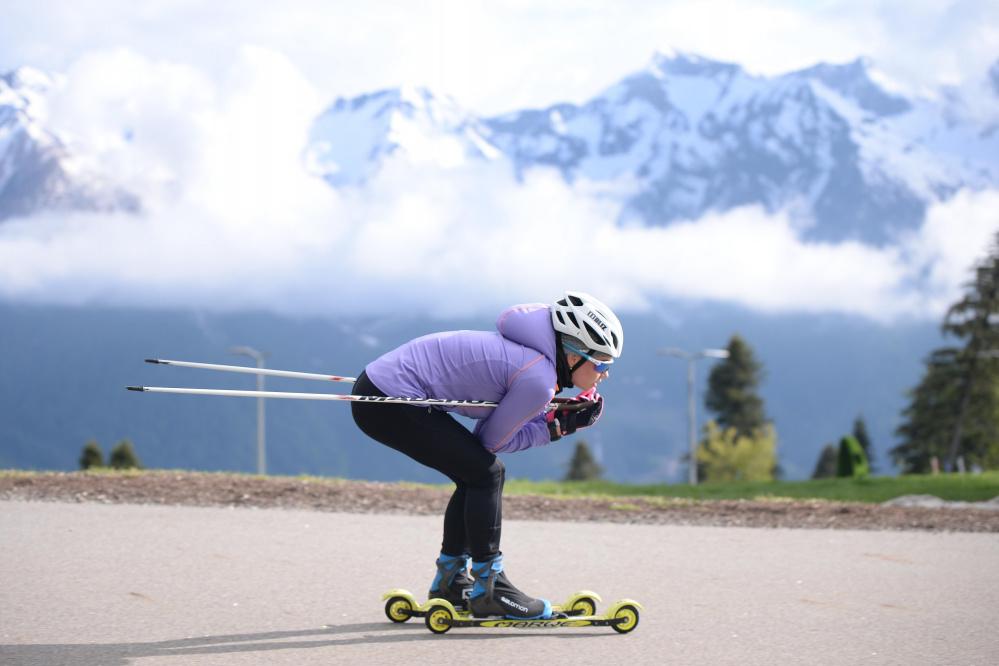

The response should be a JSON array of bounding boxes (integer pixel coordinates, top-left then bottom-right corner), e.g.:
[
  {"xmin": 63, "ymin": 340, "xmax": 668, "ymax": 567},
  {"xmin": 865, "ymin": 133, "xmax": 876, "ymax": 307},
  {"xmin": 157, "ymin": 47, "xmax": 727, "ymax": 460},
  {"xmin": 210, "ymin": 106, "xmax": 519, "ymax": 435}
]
[
  {"xmin": 418, "ymin": 597, "xmax": 642, "ymax": 634},
  {"xmin": 382, "ymin": 588, "xmax": 604, "ymax": 623},
  {"xmin": 383, "ymin": 552, "xmax": 639, "ymax": 633}
]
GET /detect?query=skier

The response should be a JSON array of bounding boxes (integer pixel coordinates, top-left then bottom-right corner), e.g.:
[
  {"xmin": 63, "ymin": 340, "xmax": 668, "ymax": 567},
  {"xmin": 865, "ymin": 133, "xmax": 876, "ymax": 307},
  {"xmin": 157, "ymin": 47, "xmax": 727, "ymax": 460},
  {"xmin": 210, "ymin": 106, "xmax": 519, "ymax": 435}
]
[{"xmin": 350, "ymin": 291, "xmax": 623, "ymax": 620}]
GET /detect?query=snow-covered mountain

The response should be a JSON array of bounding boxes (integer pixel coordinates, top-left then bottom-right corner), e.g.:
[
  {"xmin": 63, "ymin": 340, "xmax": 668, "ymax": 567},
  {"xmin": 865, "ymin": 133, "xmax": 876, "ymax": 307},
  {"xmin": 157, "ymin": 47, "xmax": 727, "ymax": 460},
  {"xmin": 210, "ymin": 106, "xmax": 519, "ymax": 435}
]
[
  {"xmin": 2, "ymin": 53, "xmax": 998, "ymax": 243},
  {"xmin": 304, "ymin": 86, "xmax": 501, "ymax": 186},
  {"xmin": 307, "ymin": 52, "xmax": 999, "ymax": 244},
  {"xmin": 0, "ymin": 67, "xmax": 139, "ymax": 223}
]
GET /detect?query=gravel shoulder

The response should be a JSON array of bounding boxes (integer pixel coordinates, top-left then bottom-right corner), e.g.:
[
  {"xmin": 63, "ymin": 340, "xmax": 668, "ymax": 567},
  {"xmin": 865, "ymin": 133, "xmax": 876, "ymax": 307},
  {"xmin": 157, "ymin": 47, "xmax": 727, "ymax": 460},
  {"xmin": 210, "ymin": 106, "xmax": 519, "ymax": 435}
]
[{"xmin": 2, "ymin": 470, "xmax": 998, "ymax": 532}]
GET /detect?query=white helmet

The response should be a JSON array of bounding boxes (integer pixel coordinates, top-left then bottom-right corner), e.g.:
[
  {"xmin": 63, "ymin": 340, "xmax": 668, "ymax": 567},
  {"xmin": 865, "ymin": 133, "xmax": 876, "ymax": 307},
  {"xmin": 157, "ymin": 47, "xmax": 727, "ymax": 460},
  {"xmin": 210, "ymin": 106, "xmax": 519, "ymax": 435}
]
[{"xmin": 551, "ymin": 291, "xmax": 624, "ymax": 358}]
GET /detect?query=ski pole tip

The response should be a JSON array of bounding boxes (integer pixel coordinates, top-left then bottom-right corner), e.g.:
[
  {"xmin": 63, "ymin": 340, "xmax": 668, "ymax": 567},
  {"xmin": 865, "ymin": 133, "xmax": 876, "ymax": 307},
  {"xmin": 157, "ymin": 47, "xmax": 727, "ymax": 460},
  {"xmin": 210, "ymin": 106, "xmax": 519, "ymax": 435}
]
[
  {"xmin": 144, "ymin": 358, "xmax": 164, "ymax": 365},
  {"xmin": 126, "ymin": 386, "xmax": 147, "ymax": 392}
]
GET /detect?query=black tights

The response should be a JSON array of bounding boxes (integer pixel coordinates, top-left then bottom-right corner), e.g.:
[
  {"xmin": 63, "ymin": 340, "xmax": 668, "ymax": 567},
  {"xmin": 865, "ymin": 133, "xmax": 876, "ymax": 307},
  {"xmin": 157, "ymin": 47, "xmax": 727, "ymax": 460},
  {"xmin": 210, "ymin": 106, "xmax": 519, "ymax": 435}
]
[{"xmin": 350, "ymin": 371, "xmax": 503, "ymax": 561}]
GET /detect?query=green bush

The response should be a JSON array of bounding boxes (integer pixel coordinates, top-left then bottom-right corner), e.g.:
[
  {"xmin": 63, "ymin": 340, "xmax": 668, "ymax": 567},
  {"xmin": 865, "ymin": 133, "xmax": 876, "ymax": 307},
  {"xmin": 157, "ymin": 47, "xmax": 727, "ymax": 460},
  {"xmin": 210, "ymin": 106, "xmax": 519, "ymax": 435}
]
[
  {"xmin": 836, "ymin": 435, "xmax": 869, "ymax": 478},
  {"xmin": 696, "ymin": 421, "xmax": 776, "ymax": 482},
  {"xmin": 79, "ymin": 441, "xmax": 104, "ymax": 470},
  {"xmin": 109, "ymin": 440, "xmax": 142, "ymax": 470},
  {"xmin": 506, "ymin": 471, "xmax": 999, "ymax": 503}
]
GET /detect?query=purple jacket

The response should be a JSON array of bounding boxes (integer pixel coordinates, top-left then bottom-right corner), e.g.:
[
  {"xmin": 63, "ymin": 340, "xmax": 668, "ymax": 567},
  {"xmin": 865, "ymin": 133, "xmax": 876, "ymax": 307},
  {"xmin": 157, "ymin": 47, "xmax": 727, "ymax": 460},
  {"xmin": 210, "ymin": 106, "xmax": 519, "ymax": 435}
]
[{"xmin": 363, "ymin": 304, "xmax": 557, "ymax": 453}]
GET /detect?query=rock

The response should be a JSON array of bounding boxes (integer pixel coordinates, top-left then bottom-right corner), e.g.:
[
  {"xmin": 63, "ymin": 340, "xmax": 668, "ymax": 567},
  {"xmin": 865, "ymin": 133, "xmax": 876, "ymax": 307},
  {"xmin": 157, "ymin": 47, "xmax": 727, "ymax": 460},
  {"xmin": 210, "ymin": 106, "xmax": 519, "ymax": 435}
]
[{"xmin": 882, "ymin": 495, "xmax": 999, "ymax": 511}]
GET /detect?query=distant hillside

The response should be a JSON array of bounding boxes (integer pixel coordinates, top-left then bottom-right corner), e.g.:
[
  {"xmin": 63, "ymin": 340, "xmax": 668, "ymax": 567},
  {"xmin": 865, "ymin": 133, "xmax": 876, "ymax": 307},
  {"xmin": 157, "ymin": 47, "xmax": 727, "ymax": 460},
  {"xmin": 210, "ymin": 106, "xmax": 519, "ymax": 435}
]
[{"xmin": 0, "ymin": 302, "xmax": 940, "ymax": 481}]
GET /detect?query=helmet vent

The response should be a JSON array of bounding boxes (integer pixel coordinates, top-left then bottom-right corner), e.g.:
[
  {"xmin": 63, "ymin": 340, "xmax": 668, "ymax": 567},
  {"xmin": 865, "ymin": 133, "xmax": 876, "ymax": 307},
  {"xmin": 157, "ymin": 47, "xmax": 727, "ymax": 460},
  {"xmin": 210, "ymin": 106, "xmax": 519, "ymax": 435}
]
[
  {"xmin": 583, "ymin": 322, "xmax": 603, "ymax": 346},
  {"xmin": 568, "ymin": 294, "xmax": 584, "ymax": 307},
  {"xmin": 567, "ymin": 312, "xmax": 579, "ymax": 328}
]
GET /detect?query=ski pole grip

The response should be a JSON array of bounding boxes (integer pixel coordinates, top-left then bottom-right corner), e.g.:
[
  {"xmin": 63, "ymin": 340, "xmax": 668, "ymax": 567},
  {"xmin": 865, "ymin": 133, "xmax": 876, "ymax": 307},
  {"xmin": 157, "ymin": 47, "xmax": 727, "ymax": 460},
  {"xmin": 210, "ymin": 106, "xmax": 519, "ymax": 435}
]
[{"xmin": 556, "ymin": 400, "xmax": 597, "ymax": 412}]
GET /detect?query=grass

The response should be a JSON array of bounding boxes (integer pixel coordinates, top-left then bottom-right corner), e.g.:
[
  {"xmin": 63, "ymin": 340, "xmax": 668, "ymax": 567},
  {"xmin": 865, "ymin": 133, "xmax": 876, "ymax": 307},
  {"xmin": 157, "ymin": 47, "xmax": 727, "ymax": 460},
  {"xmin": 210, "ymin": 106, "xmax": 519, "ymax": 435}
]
[
  {"xmin": 504, "ymin": 472, "xmax": 999, "ymax": 504},
  {"xmin": 3, "ymin": 468, "xmax": 997, "ymax": 504}
]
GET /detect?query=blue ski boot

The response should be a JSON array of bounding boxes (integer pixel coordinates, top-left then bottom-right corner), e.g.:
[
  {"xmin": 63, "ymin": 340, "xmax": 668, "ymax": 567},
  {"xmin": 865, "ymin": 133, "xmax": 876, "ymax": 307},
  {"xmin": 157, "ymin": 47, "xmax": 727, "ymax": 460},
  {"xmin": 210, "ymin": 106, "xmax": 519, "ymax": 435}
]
[
  {"xmin": 468, "ymin": 554, "xmax": 552, "ymax": 619},
  {"xmin": 428, "ymin": 553, "xmax": 473, "ymax": 610}
]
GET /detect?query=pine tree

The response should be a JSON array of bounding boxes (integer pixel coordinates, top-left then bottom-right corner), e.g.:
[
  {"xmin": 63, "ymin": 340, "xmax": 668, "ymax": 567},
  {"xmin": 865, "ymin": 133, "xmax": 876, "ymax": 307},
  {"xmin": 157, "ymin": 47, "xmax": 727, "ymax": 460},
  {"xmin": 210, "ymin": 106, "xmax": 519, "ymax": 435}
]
[
  {"xmin": 705, "ymin": 335, "xmax": 768, "ymax": 438},
  {"xmin": 892, "ymin": 234, "xmax": 999, "ymax": 473},
  {"xmin": 852, "ymin": 415, "xmax": 876, "ymax": 473},
  {"xmin": 811, "ymin": 444, "xmax": 837, "ymax": 479},
  {"xmin": 79, "ymin": 440, "xmax": 104, "ymax": 470},
  {"xmin": 939, "ymin": 233, "xmax": 999, "ymax": 470},
  {"xmin": 892, "ymin": 348, "xmax": 965, "ymax": 472},
  {"xmin": 565, "ymin": 440, "xmax": 604, "ymax": 481},
  {"xmin": 109, "ymin": 439, "xmax": 142, "ymax": 470}
]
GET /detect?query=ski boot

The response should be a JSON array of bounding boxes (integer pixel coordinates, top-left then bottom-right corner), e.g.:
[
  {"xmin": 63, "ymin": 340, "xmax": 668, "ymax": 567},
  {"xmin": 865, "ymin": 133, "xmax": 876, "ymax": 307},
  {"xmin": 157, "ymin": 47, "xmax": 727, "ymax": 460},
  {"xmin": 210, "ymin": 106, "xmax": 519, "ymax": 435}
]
[
  {"xmin": 428, "ymin": 553, "xmax": 473, "ymax": 611},
  {"xmin": 467, "ymin": 554, "xmax": 552, "ymax": 619}
]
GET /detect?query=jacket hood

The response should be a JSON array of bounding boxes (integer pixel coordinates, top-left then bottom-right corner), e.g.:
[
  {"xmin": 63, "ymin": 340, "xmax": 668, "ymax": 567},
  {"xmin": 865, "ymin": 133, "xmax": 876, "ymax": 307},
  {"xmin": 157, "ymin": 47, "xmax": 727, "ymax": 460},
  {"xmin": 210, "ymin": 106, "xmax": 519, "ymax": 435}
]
[{"xmin": 496, "ymin": 303, "xmax": 557, "ymax": 363}]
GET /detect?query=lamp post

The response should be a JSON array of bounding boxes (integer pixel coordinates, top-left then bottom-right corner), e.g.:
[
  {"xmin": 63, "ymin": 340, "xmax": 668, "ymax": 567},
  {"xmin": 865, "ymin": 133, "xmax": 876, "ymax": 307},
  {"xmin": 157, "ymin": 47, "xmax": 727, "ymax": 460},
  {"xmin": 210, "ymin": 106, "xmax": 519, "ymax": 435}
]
[
  {"xmin": 659, "ymin": 347, "xmax": 730, "ymax": 485},
  {"xmin": 230, "ymin": 346, "xmax": 267, "ymax": 475}
]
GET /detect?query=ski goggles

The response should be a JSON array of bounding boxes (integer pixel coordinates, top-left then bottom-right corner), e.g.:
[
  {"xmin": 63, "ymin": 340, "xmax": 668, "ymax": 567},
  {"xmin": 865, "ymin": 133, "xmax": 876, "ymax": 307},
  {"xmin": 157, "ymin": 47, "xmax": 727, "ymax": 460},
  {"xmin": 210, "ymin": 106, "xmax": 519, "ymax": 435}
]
[{"xmin": 563, "ymin": 342, "xmax": 614, "ymax": 373}]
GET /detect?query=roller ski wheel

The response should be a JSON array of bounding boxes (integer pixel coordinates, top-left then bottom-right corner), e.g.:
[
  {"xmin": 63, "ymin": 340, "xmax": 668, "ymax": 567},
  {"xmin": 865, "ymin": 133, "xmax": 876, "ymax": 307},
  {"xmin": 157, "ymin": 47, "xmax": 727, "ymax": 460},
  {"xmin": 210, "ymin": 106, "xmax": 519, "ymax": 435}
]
[
  {"xmin": 608, "ymin": 601, "xmax": 641, "ymax": 634},
  {"xmin": 564, "ymin": 591, "xmax": 601, "ymax": 617},
  {"xmin": 424, "ymin": 600, "xmax": 456, "ymax": 634},
  {"xmin": 381, "ymin": 589, "xmax": 426, "ymax": 622},
  {"xmin": 384, "ymin": 594, "xmax": 416, "ymax": 623}
]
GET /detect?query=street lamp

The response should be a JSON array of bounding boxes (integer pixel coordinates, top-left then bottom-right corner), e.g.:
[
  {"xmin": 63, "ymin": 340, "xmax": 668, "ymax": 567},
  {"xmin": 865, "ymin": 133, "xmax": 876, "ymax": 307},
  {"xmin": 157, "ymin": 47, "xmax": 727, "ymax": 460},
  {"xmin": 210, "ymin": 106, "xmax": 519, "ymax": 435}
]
[
  {"xmin": 230, "ymin": 346, "xmax": 267, "ymax": 475},
  {"xmin": 658, "ymin": 347, "xmax": 730, "ymax": 485}
]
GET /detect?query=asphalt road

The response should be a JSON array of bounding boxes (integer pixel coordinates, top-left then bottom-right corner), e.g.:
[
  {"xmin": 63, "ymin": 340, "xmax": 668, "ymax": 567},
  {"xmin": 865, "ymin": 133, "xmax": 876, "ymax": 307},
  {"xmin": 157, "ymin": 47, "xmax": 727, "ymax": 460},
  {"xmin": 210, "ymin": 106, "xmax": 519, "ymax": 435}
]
[{"xmin": 1, "ymin": 500, "xmax": 997, "ymax": 666}]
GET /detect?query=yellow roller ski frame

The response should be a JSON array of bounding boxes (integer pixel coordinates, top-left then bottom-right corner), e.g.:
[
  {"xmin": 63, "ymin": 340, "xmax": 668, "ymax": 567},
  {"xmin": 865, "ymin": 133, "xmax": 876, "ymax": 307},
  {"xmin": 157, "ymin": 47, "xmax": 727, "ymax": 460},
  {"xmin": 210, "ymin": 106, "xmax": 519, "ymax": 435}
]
[
  {"xmin": 419, "ymin": 598, "xmax": 643, "ymax": 635},
  {"xmin": 382, "ymin": 588, "xmax": 603, "ymax": 624}
]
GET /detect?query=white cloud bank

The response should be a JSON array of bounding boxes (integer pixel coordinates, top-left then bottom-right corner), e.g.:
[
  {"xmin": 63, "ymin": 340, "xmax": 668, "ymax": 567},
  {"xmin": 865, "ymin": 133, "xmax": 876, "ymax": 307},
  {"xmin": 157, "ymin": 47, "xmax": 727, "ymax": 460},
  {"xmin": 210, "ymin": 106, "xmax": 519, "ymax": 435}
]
[
  {"xmin": 1, "ymin": 1, "xmax": 997, "ymax": 115},
  {"xmin": 0, "ymin": 49, "xmax": 996, "ymax": 322}
]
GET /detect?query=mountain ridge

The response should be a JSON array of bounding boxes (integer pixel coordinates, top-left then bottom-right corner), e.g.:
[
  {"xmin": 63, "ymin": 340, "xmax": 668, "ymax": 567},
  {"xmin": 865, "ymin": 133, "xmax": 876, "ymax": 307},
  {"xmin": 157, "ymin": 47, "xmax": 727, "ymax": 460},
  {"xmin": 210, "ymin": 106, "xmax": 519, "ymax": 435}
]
[
  {"xmin": 0, "ymin": 67, "xmax": 139, "ymax": 222},
  {"xmin": 2, "ymin": 53, "xmax": 996, "ymax": 245}
]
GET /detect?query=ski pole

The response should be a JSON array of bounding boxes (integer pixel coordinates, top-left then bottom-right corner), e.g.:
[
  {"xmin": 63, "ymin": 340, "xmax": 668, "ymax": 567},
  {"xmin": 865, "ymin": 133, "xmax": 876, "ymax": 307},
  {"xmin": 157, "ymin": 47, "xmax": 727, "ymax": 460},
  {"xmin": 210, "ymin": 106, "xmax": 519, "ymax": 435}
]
[
  {"xmin": 126, "ymin": 386, "xmax": 595, "ymax": 412},
  {"xmin": 145, "ymin": 359, "xmax": 584, "ymax": 404},
  {"xmin": 127, "ymin": 386, "xmax": 498, "ymax": 408},
  {"xmin": 145, "ymin": 358, "xmax": 356, "ymax": 383}
]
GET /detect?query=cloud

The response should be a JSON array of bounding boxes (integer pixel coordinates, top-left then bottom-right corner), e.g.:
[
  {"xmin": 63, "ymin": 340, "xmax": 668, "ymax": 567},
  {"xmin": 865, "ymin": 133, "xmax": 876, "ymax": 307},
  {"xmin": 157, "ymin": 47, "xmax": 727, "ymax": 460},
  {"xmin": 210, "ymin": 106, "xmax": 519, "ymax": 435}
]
[
  {"xmin": 47, "ymin": 47, "xmax": 326, "ymax": 205},
  {"xmin": 897, "ymin": 188, "xmax": 999, "ymax": 313},
  {"xmin": 1, "ymin": 1, "xmax": 997, "ymax": 115},
  {"xmin": 1, "ymin": 48, "xmax": 997, "ymax": 322}
]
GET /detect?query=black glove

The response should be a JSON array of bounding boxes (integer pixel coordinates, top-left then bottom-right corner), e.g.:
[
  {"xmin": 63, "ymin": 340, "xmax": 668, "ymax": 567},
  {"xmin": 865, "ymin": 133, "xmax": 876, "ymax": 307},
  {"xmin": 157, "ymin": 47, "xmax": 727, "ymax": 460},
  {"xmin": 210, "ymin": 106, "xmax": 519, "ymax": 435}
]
[{"xmin": 547, "ymin": 393, "xmax": 603, "ymax": 441}]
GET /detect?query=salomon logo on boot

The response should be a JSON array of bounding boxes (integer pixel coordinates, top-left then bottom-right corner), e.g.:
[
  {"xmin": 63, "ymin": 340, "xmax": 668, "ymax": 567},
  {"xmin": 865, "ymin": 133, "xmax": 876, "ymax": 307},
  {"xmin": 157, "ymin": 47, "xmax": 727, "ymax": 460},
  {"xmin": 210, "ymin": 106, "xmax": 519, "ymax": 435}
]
[{"xmin": 500, "ymin": 597, "xmax": 529, "ymax": 613}]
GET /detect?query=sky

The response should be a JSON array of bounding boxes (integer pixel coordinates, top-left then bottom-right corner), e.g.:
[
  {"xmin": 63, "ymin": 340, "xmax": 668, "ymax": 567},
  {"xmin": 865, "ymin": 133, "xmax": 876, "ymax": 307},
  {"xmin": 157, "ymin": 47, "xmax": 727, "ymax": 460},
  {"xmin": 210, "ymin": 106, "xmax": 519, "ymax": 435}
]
[
  {"xmin": 3, "ymin": 0, "xmax": 999, "ymax": 115},
  {"xmin": 0, "ymin": 1, "xmax": 998, "ymax": 321}
]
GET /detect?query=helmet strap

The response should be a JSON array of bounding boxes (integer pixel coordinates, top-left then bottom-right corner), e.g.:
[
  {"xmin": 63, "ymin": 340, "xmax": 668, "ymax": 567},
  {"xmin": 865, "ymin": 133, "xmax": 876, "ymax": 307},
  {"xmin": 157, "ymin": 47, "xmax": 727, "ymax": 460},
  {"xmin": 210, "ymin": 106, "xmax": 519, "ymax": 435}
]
[
  {"xmin": 553, "ymin": 334, "xmax": 575, "ymax": 394},
  {"xmin": 561, "ymin": 336, "xmax": 594, "ymax": 374}
]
